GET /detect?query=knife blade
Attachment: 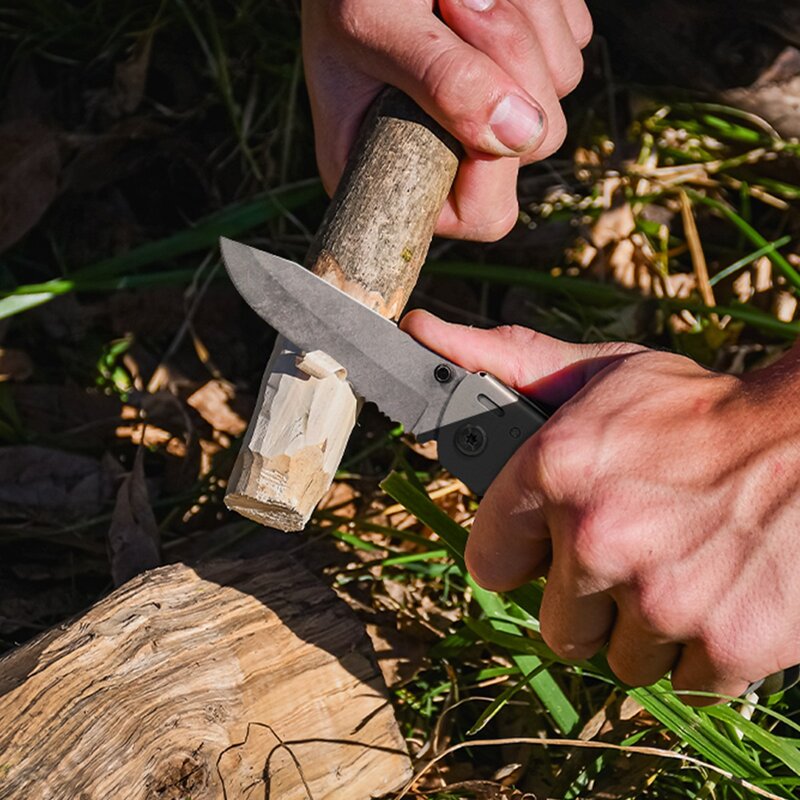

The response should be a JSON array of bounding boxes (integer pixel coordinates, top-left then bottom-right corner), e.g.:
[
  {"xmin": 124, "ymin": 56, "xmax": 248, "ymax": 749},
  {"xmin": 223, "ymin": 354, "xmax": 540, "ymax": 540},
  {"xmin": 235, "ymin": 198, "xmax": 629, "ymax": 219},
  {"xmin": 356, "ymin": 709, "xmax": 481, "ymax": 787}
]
[{"xmin": 221, "ymin": 236, "xmax": 466, "ymax": 439}]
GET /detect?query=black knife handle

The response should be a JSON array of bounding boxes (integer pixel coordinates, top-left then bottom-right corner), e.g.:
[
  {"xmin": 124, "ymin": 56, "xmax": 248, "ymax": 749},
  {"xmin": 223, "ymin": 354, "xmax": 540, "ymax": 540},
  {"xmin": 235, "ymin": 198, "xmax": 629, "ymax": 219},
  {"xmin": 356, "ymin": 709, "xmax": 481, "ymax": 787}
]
[{"xmin": 436, "ymin": 371, "xmax": 548, "ymax": 497}]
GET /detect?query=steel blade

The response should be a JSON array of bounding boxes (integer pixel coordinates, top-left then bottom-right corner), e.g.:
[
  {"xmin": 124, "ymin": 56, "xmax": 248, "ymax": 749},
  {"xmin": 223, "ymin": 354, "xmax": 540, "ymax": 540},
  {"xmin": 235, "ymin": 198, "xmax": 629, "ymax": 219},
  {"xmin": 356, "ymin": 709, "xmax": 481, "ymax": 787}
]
[{"xmin": 220, "ymin": 237, "xmax": 466, "ymax": 438}]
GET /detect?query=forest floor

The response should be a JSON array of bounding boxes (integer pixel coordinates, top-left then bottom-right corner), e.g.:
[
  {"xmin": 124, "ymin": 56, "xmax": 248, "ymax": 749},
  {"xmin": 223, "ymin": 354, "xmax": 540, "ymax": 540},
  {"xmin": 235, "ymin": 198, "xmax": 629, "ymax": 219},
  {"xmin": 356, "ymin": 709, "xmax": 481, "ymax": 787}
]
[{"xmin": 2, "ymin": 2, "xmax": 800, "ymax": 798}]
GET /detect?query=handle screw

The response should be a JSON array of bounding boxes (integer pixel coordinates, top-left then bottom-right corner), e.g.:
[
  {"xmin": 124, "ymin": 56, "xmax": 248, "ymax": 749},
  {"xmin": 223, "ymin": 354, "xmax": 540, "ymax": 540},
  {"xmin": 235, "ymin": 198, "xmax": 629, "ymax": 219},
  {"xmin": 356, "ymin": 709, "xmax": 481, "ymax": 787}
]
[
  {"xmin": 455, "ymin": 423, "xmax": 487, "ymax": 456},
  {"xmin": 434, "ymin": 364, "xmax": 453, "ymax": 383}
]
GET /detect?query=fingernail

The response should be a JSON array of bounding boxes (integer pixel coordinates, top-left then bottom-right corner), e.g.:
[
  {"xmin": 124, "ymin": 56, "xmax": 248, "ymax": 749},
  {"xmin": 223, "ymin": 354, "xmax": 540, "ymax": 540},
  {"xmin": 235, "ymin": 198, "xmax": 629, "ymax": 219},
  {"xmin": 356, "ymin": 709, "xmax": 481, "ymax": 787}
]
[
  {"xmin": 462, "ymin": 0, "xmax": 494, "ymax": 10},
  {"xmin": 490, "ymin": 94, "xmax": 545, "ymax": 152}
]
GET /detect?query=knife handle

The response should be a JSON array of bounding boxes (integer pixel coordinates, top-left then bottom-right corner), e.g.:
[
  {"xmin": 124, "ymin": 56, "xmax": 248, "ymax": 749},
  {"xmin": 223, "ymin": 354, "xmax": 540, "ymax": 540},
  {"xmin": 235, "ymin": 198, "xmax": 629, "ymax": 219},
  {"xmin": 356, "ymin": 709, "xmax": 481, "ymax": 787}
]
[
  {"xmin": 437, "ymin": 371, "xmax": 799, "ymax": 698},
  {"xmin": 436, "ymin": 371, "xmax": 548, "ymax": 497}
]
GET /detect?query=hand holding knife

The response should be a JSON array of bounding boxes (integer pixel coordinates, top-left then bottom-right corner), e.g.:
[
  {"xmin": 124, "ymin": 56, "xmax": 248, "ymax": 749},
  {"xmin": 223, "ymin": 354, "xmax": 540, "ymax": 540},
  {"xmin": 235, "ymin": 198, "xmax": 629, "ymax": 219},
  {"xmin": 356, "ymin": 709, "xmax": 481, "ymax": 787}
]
[{"xmin": 221, "ymin": 236, "xmax": 799, "ymax": 699}]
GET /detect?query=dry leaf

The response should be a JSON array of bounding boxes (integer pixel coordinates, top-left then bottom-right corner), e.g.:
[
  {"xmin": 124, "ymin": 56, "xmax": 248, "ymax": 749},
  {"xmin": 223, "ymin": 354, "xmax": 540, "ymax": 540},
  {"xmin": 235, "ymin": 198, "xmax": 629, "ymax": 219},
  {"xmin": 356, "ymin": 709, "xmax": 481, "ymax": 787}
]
[
  {"xmin": 365, "ymin": 623, "xmax": 428, "ymax": 687},
  {"xmin": 115, "ymin": 421, "xmax": 187, "ymax": 457},
  {"xmin": 107, "ymin": 449, "xmax": 160, "ymax": 586},
  {"xmin": 0, "ymin": 120, "xmax": 60, "ymax": 253},
  {"xmin": 592, "ymin": 203, "xmax": 636, "ymax": 249},
  {"xmin": 721, "ymin": 47, "xmax": 800, "ymax": 138},
  {"xmin": 0, "ymin": 446, "xmax": 117, "ymax": 522},
  {"xmin": 187, "ymin": 379, "xmax": 247, "ymax": 436}
]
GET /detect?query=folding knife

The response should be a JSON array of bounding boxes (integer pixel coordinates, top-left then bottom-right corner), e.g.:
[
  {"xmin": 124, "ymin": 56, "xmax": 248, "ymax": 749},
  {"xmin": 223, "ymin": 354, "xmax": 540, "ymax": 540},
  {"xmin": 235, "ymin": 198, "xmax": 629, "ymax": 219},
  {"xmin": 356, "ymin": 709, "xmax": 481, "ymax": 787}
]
[{"xmin": 220, "ymin": 237, "xmax": 549, "ymax": 496}]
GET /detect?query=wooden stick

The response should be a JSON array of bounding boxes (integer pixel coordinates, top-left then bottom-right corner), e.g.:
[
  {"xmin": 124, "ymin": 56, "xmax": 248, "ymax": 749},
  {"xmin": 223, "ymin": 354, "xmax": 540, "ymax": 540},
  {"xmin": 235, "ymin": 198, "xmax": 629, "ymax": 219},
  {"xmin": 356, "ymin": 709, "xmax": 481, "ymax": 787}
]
[
  {"xmin": 226, "ymin": 90, "xmax": 459, "ymax": 530},
  {"xmin": 0, "ymin": 555, "xmax": 412, "ymax": 798}
]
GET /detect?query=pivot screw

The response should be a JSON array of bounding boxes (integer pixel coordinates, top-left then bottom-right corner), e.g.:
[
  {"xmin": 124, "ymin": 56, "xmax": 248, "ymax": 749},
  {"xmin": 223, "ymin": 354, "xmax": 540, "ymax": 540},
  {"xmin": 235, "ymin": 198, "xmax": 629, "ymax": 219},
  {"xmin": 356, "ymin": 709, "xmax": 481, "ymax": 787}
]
[
  {"xmin": 434, "ymin": 364, "xmax": 453, "ymax": 383},
  {"xmin": 455, "ymin": 423, "xmax": 487, "ymax": 457}
]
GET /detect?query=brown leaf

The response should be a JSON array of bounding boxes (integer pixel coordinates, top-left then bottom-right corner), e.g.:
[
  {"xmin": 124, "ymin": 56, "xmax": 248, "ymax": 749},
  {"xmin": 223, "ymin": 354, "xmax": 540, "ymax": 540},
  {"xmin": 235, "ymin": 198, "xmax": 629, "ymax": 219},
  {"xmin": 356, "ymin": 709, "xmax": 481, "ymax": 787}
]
[
  {"xmin": 0, "ymin": 446, "xmax": 118, "ymax": 522},
  {"xmin": 0, "ymin": 120, "xmax": 60, "ymax": 253},
  {"xmin": 107, "ymin": 449, "xmax": 160, "ymax": 587},
  {"xmin": 721, "ymin": 47, "xmax": 800, "ymax": 138},
  {"xmin": 365, "ymin": 623, "xmax": 428, "ymax": 687},
  {"xmin": 187, "ymin": 380, "xmax": 248, "ymax": 436},
  {"xmin": 592, "ymin": 202, "xmax": 636, "ymax": 249}
]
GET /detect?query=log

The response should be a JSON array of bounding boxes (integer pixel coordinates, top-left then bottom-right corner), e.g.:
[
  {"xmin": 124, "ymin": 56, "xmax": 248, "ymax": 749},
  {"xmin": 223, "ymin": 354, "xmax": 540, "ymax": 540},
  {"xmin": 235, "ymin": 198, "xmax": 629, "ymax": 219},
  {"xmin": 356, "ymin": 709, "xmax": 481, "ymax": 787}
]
[
  {"xmin": 0, "ymin": 554, "xmax": 412, "ymax": 799},
  {"xmin": 225, "ymin": 89, "xmax": 460, "ymax": 530}
]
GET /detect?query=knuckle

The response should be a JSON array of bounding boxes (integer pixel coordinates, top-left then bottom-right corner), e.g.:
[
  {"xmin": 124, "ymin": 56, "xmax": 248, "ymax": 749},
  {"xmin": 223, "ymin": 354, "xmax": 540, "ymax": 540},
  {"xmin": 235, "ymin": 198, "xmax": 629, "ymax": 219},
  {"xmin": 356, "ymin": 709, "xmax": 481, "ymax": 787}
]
[
  {"xmin": 500, "ymin": 16, "xmax": 540, "ymax": 65},
  {"xmin": 529, "ymin": 421, "xmax": 590, "ymax": 496},
  {"xmin": 634, "ymin": 580, "xmax": 680, "ymax": 636},
  {"xmin": 454, "ymin": 193, "xmax": 519, "ymax": 242},
  {"xmin": 567, "ymin": 510, "xmax": 608, "ymax": 576},
  {"xmin": 475, "ymin": 206, "xmax": 519, "ymax": 241},
  {"xmin": 419, "ymin": 45, "xmax": 484, "ymax": 123},
  {"xmin": 573, "ymin": 15, "xmax": 594, "ymax": 49},
  {"xmin": 606, "ymin": 655, "xmax": 648, "ymax": 688},
  {"xmin": 541, "ymin": 620, "xmax": 604, "ymax": 661},
  {"xmin": 698, "ymin": 632, "xmax": 740, "ymax": 678},
  {"xmin": 326, "ymin": 0, "xmax": 377, "ymax": 44},
  {"xmin": 490, "ymin": 324, "xmax": 541, "ymax": 385},
  {"xmin": 553, "ymin": 55, "xmax": 585, "ymax": 98}
]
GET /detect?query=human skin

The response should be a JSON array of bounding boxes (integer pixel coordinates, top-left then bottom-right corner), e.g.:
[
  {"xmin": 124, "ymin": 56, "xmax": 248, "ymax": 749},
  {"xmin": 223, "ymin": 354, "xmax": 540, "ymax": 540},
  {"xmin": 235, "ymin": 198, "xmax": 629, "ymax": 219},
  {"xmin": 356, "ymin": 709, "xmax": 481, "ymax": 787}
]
[
  {"xmin": 302, "ymin": 0, "xmax": 593, "ymax": 241},
  {"xmin": 401, "ymin": 309, "xmax": 800, "ymax": 704}
]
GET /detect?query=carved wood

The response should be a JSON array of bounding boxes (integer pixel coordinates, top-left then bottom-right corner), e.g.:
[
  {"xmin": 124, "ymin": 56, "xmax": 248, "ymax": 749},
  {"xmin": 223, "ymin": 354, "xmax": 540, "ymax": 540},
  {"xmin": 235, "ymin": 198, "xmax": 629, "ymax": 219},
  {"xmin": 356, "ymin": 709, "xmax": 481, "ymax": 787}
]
[{"xmin": 225, "ymin": 90, "xmax": 459, "ymax": 529}]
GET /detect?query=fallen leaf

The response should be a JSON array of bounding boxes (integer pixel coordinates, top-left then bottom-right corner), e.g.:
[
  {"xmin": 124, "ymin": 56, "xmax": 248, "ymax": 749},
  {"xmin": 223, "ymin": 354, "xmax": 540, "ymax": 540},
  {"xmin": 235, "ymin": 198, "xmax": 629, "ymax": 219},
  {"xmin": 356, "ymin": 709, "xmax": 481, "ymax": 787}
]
[
  {"xmin": 365, "ymin": 623, "xmax": 428, "ymax": 687},
  {"xmin": 592, "ymin": 202, "xmax": 636, "ymax": 249},
  {"xmin": 115, "ymin": 421, "xmax": 187, "ymax": 457},
  {"xmin": 0, "ymin": 446, "xmax": 118, "ymax": 522},
  {"xmin": 107, "ymin": 448, "xmax": 160, "ymax": 586},
  {"xmin": 721, "ymin": 47, "xmax": 800, "ymax": 138},
  {"xmin": 187, "ymin": 379, "xmax": 248, "ymax": 436},
  {"xmin": 0, "ymin": 120, "xmax": 60, "ymax": 253}
]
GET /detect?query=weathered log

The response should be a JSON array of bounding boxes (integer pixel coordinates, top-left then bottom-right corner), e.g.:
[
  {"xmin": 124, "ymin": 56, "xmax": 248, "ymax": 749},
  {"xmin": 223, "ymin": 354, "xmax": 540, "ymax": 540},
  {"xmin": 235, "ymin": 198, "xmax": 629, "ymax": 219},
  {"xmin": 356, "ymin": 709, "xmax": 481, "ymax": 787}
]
[
  {"xmin": 0, "ymin": 554, "xmax": 411, "ymax": 799},
  {"xmin": 225, "ymin": 89, "xmax": 459, "ymax": 530}
]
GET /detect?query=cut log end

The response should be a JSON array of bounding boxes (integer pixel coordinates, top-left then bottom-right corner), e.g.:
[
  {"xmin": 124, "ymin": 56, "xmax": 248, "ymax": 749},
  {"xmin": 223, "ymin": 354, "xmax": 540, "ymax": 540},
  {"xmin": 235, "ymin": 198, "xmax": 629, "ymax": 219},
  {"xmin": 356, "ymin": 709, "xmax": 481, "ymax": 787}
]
[{"xmin": 0, "ymin": 555, "xmax": 412, "ymax": 799}]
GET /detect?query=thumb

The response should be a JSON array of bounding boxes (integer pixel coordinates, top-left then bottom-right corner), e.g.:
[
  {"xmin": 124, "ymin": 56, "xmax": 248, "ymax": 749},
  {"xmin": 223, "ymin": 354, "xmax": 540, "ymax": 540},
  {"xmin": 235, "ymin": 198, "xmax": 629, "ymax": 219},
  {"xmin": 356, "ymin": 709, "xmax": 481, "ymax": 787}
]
[{"xmin": 400, "ymin": 310, "xmax": 645, "ymax": 406}]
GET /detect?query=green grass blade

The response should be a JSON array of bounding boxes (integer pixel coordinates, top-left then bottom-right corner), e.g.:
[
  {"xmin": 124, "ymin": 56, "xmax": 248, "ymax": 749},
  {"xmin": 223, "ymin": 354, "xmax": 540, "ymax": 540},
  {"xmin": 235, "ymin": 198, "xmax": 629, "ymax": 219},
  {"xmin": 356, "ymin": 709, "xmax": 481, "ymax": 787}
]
[
  {"xmin": 632, "ymin": 687, "xmax": 770, "ymax": 780},
  {"xmin": 0, "ymin": 181, "xmax": 322, "ymax": 319},
  {"xmin": 703, "ymin": 705, "xmax": 800, "ymax": 777},
  {"xmin": 686, "ymin": 190, "xmax": 800, "ymax": 291},
  {"xmin": 382, "ymin": 472, "xmax": 581, "ymax": 735},
  {"xmin": 709, "ymin": 236, "xmax": 793, "ymax": 287},
  {"xmin": 466, "ymin": 665, "xmax": 544, "ymax": 735},
  {"xmin": 380, "ymin": 471, "xmax": 468, "ymax": 569},
  {"xmin": 470, "ymin": 579, "xmax": 580, "ymax": 735},
  {"xmin": 427, "ymin": 261, "xmax": 800, "ymax": 339}
]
